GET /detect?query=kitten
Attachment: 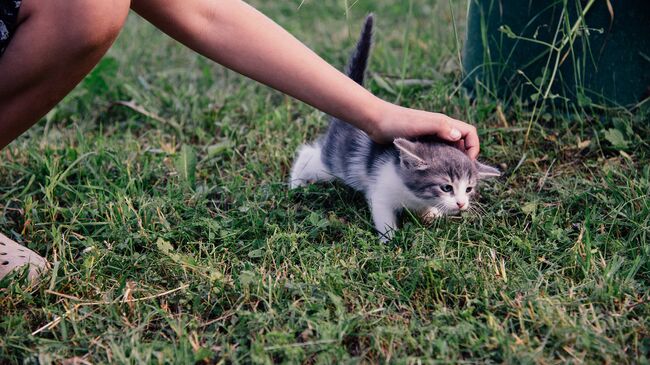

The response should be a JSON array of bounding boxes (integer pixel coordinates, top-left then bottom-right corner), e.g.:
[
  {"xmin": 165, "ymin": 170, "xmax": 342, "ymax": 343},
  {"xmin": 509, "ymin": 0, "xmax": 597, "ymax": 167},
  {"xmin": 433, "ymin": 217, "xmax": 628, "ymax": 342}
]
[{"xmin": 290, "ymin": 15, "xmax": 501, "ymax": 241}]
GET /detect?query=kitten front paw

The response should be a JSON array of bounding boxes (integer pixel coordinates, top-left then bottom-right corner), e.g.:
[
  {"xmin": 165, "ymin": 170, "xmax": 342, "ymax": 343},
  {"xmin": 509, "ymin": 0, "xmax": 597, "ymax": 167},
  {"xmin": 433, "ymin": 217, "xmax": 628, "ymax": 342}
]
[
  {"xmin": 378, "ymin": 229, "xmax": 394, "ymax": 243},
  {"xmin": 421, "ymin": 207, "xmax": 442, "ymax": 225},
  {"xmin": 289, "ymin": 179, "xmax": 309, "ymax": 189}
]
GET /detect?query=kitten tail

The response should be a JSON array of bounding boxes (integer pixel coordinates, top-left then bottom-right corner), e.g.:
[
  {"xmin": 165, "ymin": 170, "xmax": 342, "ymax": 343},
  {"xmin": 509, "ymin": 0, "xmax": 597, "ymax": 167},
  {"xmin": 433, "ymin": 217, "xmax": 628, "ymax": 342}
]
[{"xmin": 345, "ymin": 14, "xmax": 374, "ymax": 86}]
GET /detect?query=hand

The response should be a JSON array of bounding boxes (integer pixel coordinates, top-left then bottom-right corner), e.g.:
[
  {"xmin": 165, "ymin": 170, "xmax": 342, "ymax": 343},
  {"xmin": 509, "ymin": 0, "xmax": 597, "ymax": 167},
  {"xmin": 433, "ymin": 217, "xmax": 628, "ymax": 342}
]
[{"xmin": 368, "ymin": 101, "xmax": 480, "ymax": 160}]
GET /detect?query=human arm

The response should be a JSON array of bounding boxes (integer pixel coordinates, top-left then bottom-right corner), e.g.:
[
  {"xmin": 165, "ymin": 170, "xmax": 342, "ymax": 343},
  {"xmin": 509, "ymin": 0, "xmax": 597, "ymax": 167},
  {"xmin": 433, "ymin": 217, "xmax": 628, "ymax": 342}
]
[{"xmin": 130, "ymin": 0, "xmax": 480, "ymax": 159}]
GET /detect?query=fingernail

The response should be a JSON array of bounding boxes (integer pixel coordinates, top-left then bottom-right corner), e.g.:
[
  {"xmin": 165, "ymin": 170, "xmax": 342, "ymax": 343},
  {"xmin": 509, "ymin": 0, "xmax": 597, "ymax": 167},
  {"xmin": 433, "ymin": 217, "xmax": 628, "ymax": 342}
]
[{"xmin": 450, "ymin": 129, "xmax": 461, "ymax": 140}]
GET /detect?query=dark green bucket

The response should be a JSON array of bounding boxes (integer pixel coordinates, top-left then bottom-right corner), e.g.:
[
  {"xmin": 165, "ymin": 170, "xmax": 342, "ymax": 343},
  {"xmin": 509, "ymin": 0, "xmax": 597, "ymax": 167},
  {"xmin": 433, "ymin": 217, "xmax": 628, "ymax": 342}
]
[{"xmin": 462, "ymin": 0, "xmax": 650, "ymax": 108}]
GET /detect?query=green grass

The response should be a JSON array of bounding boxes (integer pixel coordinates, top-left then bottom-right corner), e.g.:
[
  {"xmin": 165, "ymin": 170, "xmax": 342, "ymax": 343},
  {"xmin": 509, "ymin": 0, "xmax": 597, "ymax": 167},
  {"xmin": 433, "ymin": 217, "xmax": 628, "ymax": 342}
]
[{"xmin": 1, "ymin": 1, "xmax": 649, "ymax": 363}]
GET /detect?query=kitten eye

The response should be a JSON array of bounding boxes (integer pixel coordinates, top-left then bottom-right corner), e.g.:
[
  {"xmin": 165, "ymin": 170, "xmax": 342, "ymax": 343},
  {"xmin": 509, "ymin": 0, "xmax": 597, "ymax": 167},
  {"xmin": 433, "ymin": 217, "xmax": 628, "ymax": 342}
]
[
  {"xmin": 441, "ymin": 184, "xmax": 453, "ymax": 193},
  {"xmin": 466, "ymin": 187, "xmax": 473, "ymax": 193}
]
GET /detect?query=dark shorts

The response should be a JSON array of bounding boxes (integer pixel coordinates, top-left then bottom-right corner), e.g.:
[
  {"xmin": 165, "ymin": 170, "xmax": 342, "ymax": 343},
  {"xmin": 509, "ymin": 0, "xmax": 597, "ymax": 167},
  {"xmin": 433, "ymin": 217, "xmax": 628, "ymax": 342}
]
[{"xmin": 0, "ymin": 0, "xmax": 21, "ymax": 58}]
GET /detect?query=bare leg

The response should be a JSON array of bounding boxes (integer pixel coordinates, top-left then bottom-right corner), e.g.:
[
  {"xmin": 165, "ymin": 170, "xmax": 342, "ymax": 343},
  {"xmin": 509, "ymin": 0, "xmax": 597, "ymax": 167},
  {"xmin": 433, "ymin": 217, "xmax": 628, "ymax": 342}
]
[
  {"xmin": 0, "ymin": 0, "xmax": 130, "ymax": 280},
  {"xmin": 0, "ymin": 0, "xmax": 131, "ymax": 149}
]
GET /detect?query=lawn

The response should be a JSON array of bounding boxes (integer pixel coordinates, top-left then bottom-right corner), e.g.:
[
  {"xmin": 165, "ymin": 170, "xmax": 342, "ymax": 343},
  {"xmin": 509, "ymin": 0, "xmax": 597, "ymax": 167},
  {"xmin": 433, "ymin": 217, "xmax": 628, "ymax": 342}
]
[{"xmin": 1, "ymin": 0, "xmax": 649, "ymax": 363}]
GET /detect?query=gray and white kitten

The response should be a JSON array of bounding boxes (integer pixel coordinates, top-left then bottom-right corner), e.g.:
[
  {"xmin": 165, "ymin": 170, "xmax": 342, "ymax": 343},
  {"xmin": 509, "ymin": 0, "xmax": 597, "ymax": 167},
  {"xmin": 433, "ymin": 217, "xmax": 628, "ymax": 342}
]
[{"xmin": 290, "ymin": 15, "xmax": 501, "ymax": 241}]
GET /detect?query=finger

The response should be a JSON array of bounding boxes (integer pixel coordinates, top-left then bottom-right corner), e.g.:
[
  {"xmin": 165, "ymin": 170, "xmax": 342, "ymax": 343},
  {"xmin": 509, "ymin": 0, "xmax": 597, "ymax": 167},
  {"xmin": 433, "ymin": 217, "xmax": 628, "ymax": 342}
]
[
  {"xmin": 414, "ymin": 113, "xmax": 480, "ymax": 158},
  {"xmin": 430, "ymin": 115, "xmax": 462, "ymax": 142},
  {"xmin": 448, "ymin": 118, "xmax": 480, "ymax": 160},
  {"xmin": 461, "ymin": 127, "xmax": 480, "ymax": 160},
  {"xmin": 454, "ymin": 139, "xmax": 466, "ymax": 152}
]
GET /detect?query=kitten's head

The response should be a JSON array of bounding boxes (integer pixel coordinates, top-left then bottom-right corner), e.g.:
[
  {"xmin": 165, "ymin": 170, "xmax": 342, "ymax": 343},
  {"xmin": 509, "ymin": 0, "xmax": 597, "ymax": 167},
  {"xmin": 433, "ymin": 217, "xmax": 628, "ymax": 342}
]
[{"xmin": 393, "ymin": 138, "xmax": 500, "ymax": 214}]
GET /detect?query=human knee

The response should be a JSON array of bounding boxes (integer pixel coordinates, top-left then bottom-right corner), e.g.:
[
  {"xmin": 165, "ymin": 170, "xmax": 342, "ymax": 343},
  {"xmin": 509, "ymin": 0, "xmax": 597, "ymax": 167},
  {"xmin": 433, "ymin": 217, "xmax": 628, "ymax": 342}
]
[
  {"xmin": 25, "ymin": 0, "xmax": 131, "ymax": 53},
  {"xmin": 68, "ymin": 0, "xmax": 131, "ymax": 52}
]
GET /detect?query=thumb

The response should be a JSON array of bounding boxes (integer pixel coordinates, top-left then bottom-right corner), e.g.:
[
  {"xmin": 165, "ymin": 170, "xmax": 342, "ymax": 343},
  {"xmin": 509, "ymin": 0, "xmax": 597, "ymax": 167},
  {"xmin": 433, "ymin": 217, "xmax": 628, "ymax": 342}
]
[
  {"xmin": 431, "ymin": 116, "xmax": 462, "ymax": 142},
  {"xmin": 447, "ymin": 127, "xmax": 462, "ymax": 141}
]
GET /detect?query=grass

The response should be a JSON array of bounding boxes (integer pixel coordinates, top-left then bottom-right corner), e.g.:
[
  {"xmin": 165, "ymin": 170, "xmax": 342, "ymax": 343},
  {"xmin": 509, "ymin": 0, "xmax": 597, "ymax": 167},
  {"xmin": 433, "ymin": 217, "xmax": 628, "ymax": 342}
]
[{"xmin": 1, "ymin": 0, "xmax": 649, "ymax": 363}]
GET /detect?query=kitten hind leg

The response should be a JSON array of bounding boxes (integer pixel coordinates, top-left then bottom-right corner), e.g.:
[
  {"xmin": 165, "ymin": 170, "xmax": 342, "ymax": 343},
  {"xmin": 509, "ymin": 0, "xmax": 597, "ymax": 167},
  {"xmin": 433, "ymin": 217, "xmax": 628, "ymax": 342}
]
[{"xmin": 289, "ymin": 144, "xmax": 333, "ymax": 189}]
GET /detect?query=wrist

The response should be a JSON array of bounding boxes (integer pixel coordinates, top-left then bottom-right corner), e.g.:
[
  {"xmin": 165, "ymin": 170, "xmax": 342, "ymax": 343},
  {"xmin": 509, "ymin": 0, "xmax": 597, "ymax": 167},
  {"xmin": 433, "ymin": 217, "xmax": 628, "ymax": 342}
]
[{"xmin": 361, "ymin": 97, "xmax": 391, "ymax": 143}]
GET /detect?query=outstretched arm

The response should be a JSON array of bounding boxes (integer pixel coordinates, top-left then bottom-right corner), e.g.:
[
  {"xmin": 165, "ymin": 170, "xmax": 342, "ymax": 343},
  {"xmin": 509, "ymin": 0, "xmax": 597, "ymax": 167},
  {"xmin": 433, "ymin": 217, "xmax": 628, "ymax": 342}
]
[{"xmin": 131, "ymin": 0, "xmax": 480, "ymax": 159}]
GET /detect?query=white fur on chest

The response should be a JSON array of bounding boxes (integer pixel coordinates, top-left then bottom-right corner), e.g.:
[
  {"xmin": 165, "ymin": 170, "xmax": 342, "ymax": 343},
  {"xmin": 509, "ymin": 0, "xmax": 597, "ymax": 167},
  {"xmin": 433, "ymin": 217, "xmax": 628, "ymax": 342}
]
[{"xmin": 367, "ymin": 162, "xmax": 426, "ymax": 211}]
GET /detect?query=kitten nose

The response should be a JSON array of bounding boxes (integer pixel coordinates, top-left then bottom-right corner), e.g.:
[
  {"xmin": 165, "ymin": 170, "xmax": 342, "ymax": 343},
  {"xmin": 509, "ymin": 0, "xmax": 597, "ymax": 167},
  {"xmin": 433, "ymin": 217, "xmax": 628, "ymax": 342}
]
[{"xmin": 457, "ymin": 201, "xmax": 466, "ymax": 209}]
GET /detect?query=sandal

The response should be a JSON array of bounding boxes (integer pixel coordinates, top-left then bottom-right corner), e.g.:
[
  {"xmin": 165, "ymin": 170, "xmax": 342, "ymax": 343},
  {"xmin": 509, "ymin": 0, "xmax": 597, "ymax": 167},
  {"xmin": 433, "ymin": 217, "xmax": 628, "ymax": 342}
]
[{"xmin": 0, "ymin": 232, "xmax": 49, "ymax": 282}]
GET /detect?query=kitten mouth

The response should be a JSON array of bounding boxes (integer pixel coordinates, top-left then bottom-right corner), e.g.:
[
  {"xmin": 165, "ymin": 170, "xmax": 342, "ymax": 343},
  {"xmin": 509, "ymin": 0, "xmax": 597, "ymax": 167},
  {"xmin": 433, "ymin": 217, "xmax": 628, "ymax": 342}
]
[
  {"xmin": 450, "ymin": 207, "xmax": 469, "ymax": 216},
  {"xmin": 438, "ymin": 207, "xmax": 461, "ymax": 216}
]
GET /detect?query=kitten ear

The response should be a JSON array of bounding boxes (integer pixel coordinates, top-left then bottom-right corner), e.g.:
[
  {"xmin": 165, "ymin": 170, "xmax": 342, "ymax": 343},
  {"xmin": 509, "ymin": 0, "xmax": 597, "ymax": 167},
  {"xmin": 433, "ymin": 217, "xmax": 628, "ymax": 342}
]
[
  {"xmin": 475, "ymin": 161, "xmax": 501, "ymax": 179},
  {"xmin": 394, "ymin": 138, "xmax": 429, "ymax": 170}
]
